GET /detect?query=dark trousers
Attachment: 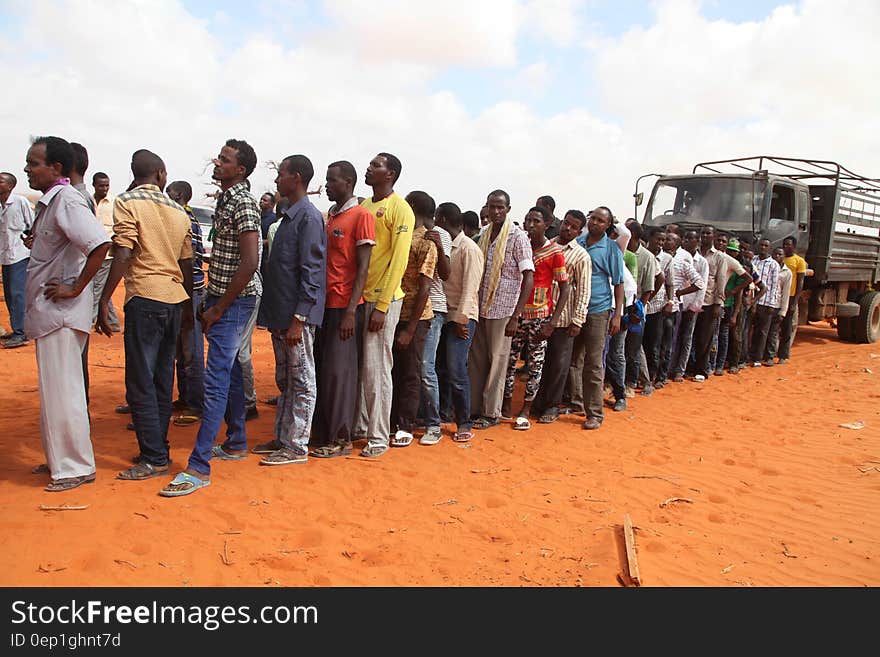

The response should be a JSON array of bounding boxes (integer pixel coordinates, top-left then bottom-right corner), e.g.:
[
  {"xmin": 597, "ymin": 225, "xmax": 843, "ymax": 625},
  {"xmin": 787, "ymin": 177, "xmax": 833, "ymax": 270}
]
[
  {"xmin": 444, "ymin": 319, "xmax": 476, "ymax": 431},
  {"xmin": 2, "ymin": 258, "xmax": 28, "ymax": 337},
  {"xmin": 624, "ymin": 325, "xmax": 643, "ymax": 388},
  {"xmin": 693, "ymin": 305, "xmax": 720, "ymax": 377},
  {"xmin": 749, "ymin": 305, "xmax": 775, "ymax": 363},
  {"xmin": 605, "ymin": 327, "xmax": 627, "ymax": 400},
  {"xmin": 656, "ymin": 310, "xmax": 678, "ymax": 382},
  {"xmin": 391, "ymin": 320, "xmax": 429, "ymax": 433},
  {"xmin": 534, "ymin": 327, "xmax": 574, "ymax": 416},
  {"xmin": 738, "ymin": 307, "xmax": 753, "ymax": 366},
  {"xmin": 313, "ymin": 306, "xmax": 363, "ymax": 446},
  {"xmin": 643, "ymin": 312, "xmax": 663, "ymax": 383},
  {"xmin": 175, "ymin": 287, "xmax": 205, "ymax": 414},
  {"xmin": 124, "ymin": 296, "xmax": 183, "ymax": 467},
  {"xmin": 716, "ymin": 306, "xmax": 734, "ymax": 370},
  {"xmin": 765, "ymin": 311, "xmax": 783, "ymax": 361}
]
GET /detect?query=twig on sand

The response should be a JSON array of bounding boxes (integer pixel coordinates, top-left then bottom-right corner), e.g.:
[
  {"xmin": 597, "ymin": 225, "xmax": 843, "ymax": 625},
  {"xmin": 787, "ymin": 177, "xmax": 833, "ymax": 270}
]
[
  {"xmin": 38, "ymin": 565, "xmax": 67, "ymax": 573},
  {"xmin": 134, "ymin": 512, "xmax": 149, "ymax": 519},
  {"xmin": 40, "ymin": 504, "xmax": 89, "ymax": 511},
  {"xmin": 659, "ymin": 497, "xmax": 694, "ymax": 508},
  {"xmin": 721, "ymin": 565, "xmax": 735, "ymax": 574},
  {"xmin": 781, "ymin": 542, "xmax": 798, "ymax": 559},
  {"xmin": 221, "ymin": 540, "xmax": 233, "ymax": 566},
  {"xmin": 433, "ymin": 499, "xmax": 458, "ymax": 506},
  {"xmin": 114, "ymin": 559, "xmax": 137, "ymax": 569},
  {"xmin": 509, "ymin": 477, "xmax": 561, "ymax": 489},
  {"xmin": 344, "ymin": 457, "xmax": 381, "ymax": 464},
  {"xmin": 622, "ymin": 514, "xmax": 642, "ymax": 587},
  {"xmin": 471, "ymin": 467, "xmax": 511, "ymax": 475},
  {"xmin": 93, "ymin": 363, "xmax": 124, "ymax": 369},
  {"xmin": 220, "ymin": 530, "xmax": 242, "ymax": 535},
  {"xmin": 631, "ymin": 474, "xmax": 679, "ymax": 485}
]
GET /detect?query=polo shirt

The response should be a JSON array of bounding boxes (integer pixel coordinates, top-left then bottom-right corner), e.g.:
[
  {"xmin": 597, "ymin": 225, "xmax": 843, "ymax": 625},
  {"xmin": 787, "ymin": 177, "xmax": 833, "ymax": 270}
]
[
  {"xmin": 783, "ymin": 254, "xmax": 807, "ymax": 297},
  {"xmin": 325, "ymin": 198, "xmax": 376, "ymax": 309},
  {"xmin": 577, "ymin": 233, "xmax": 624, "ymax": 314},
  {"xmin": 361, "ymin": 192, "xmax": 415, "ymax": 312}
]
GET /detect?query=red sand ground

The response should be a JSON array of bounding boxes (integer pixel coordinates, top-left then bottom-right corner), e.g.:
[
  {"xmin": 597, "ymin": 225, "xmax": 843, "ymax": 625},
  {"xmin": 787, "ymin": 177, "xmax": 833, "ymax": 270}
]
[{"xmin": 1, "ymin": 289, "xmax": 879, "ymax": 587}]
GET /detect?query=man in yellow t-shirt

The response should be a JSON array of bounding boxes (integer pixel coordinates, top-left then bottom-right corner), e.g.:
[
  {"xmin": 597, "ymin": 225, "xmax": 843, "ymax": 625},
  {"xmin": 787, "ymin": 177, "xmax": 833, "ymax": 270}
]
[
  {"xmin": 778, "ymin": 236, "xmax": 808, "ymax": 363},
  {"xmin": 354, "ymin": 152, "xmax": 415, "ymax": 458}
]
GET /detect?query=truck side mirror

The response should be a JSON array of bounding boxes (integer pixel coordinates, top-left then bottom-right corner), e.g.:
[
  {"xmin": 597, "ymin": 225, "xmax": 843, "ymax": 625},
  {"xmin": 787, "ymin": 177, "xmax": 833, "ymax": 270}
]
[{"xmin": 634, "ymin": 192, "xmax": 644, "ymax": 207}]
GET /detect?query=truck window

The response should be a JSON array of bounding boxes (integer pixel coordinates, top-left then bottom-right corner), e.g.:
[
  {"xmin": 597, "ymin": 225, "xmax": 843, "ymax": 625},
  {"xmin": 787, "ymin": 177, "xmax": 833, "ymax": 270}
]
[{"xmin": 766, "ymin": 184, "xmax": 796, "ymax": 243}]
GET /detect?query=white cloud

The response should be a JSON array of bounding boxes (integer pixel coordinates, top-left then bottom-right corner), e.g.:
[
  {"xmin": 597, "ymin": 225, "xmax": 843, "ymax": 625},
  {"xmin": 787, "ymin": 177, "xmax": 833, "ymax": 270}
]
[{"xmin": 2, "ymin": 0, "xmax": 879, "ymax": 224}]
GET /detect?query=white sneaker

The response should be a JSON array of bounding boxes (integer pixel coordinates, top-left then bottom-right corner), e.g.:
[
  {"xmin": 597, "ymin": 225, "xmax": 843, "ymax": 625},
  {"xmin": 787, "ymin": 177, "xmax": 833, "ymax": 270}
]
[
  {"xmin": 693, "ymin": 374, "xmax": 706, "ymax": 382},
  {"xmin": 752, "ymin": 362, "xmax": 762, "ymax": 367}
]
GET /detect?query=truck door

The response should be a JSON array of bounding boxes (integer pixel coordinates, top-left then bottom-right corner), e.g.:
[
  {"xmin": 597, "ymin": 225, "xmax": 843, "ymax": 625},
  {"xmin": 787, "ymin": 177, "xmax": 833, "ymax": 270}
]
[
  {"xmin": 764, "ymin": 183, "xmax": 796, "ymax": 247},
  {"xmin": 795, "ymin": 188, "xmax": 810, "ymax": 253}
]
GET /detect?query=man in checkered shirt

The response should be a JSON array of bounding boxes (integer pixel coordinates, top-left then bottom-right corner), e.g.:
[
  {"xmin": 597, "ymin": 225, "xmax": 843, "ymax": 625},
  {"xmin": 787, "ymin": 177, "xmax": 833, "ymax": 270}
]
[{"xmin": 162, "ymin": 139, "xmax": 261, "ymax": 498}]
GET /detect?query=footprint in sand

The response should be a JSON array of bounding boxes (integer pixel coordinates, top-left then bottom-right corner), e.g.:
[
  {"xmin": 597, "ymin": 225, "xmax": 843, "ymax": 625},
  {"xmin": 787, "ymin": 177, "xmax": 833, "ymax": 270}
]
[
  {"xmin": 760, "ymin": 468, "xmax": 780, "ymax": 476},
  {"xmin": 708, "ymin": 494, "xmax": 728, "ymax": 504},
  {"xmin": 723, "ymin": 458, "xmax": 736, "ymax": 466},
  {"xmin": 708, "ymin": 513, "xmax": 726, "ymax": 524}
]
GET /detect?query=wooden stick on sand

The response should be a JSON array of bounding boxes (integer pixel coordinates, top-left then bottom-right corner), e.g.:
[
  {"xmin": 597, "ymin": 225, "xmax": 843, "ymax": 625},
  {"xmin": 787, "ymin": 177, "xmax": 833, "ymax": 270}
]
[{"xmin": 623, "ymin": 514, "xmax": 642, "ymax": 587}]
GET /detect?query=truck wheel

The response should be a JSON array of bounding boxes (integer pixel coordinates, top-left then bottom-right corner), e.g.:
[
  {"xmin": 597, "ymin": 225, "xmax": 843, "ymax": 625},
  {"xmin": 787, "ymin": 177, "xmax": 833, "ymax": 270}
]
[
  {"xmin": 854, "ymin": 291, "xmax": 880, "ymax": 344},
  {"xmin": 837, "ymin": 316, "xmax": 856, "ymax": 342}
]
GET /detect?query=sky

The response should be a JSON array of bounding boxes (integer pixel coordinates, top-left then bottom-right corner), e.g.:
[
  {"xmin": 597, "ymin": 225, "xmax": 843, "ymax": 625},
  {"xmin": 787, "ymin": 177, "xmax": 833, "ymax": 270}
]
[{"xmin": 2, "ymin": 0, "xmax": 879, "ymax": 220}]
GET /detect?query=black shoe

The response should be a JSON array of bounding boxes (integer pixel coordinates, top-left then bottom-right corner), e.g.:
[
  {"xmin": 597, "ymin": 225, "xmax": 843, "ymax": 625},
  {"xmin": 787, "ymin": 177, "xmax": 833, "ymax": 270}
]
[
  {"xmin": 245, "ymin": 406, "xmax": 259, "ymax": 421},
  {"xmin": 126, "ymin": 422, "xmax": 135, "ymax": 431},
  {"xmin": 115, "ymin": 404, "xmax": 131, "ymax": 414},
  {"xmin": 0, "ymin": 332, "xmax": 16, "ymax": 340},
  {"xmin": 264, "ymin": 395, "xmax": 279, "ymax": 406}
]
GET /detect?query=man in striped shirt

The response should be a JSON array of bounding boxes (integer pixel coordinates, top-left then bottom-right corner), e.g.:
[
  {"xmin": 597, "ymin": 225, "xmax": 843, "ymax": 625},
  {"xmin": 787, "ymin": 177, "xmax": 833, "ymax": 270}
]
[
  {"xmin": 533, "ymin": 210, "xmax": 590, "ymax": 424},
  {"xmin": 749, "ymin": 238, "xmax": 781, "ymax": 367}
]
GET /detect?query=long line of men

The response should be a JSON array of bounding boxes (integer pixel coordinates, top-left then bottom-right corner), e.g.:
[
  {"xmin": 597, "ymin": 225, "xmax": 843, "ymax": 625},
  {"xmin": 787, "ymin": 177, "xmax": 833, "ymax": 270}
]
[{"xmin": 8, "ymin": 135, "xmax": 808, "ymax": 495}]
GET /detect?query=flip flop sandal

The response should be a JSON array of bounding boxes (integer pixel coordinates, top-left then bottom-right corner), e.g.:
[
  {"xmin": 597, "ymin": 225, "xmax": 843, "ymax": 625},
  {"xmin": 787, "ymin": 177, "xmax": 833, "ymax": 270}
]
[
  {"xmin": 173, "ymin": 413, "xmax": 202, "ymax": 426},
  {"xmin": 259, "ymin": 447, "xmax": 307, "ymax": 466},
  {"xmin": 31, "ymin": 463, "xmax": 50, "ymax": 475},
  {"xmin": 452, "ymin": 431, "xmax": 473, "ymax": 443},
  {"xmin": 309, "ymin": 443, "xmax": 353, "ymax": 458},
  {"xmin": 390, "ymin": 431, "xmax": 414, "ymax": 447},
  {"xmin": 360, "ymin": 442, "xmax": 389, "ymax": 458},
  {"xmin": 252, "ymin": 439, "xmax": 282, "ymax": 454},
  {"xmin": 538, "ymin": 411, "xmax": 559, "ymax": 424},
  {"xmin": 472, "ymin": 416, "xmax": 500, "ymax": 430},
  {"xmin": 159, "ymin": 472, "xmax": 210, "ymax": 497},
  {"xmin": 117, "ymin": 462, "xmax": 169, "ymax": 480},
  {"xmin": 512, "ymin": 417, "xmax": 531, "ymax": 431},
  {"xmin": 45, "ymin": 473, "xmax": 96, "ymax": 492},
  {"xmin": 212, "ymin": 445, "xmax": 248, "ymax": 460}
]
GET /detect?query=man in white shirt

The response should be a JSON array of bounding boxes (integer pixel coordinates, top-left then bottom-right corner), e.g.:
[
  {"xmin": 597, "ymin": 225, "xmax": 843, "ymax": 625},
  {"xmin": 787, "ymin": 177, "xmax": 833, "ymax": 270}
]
[
  {"xmin": 0, "ymin": 172, "xmax": 34, "ymax": 348},
  {"xmin": 668, "ymin": 230, "xmax": 707, "ymax": 382},
  {"xmin": 91, "ymin": 172, "xmax": 120, "ymax": 332}
]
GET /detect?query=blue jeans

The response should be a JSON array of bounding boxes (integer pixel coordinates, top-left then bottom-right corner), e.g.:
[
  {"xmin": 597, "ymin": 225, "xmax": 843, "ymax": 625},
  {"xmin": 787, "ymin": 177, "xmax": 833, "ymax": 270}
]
[
  {"xmin": 420, "ymin": 311, "xmax": 446, "ymax": 430},
  {"xmin": 176, "ymin": 287, "xmax": 205, "ymax": 413},
  {"xmin": 2, "ymin": 258, "xmax": 28, "ymax": 338},
  {"xmin": 124, "ymin": 296, "xmax": 183, "ymax": 467},
  {"xmin": 445, "ymin": 319, "xmax": 476, "ymax": 431},
  {"xmin": 187, "ymin": 295, "xmax": 257, "ymax": 476}
]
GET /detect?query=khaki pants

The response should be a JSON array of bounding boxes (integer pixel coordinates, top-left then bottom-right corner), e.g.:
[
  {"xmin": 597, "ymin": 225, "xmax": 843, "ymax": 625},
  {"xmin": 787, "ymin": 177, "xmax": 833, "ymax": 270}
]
[
  {"xmin": 354, "ymin": 299, "xmax": 402, "ymax": 446},
  {"xmin": 468, "ymin": 317, "xmax": 512, "ymax": 419}
]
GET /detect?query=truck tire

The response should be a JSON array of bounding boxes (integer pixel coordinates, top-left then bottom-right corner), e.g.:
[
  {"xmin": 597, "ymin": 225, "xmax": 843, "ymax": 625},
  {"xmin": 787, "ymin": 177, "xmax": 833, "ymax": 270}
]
[
  {"xmin": 837, "ymin": 316, "xmax": 857, "ymax": 342},
  {"xmin": 854, "ymin": 291, "xmax": 880, "ymax": 344}
]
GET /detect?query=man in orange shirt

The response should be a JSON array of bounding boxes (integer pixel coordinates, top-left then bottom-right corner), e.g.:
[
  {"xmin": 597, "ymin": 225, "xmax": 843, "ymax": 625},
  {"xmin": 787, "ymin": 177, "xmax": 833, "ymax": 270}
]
[{"xmin": 310, "ymin": 161, "xmax": 375, "ymax": 458}]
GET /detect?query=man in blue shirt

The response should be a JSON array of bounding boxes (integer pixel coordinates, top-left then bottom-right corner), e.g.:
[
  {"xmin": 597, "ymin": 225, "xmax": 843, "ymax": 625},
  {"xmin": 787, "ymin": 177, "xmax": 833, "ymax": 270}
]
[
  {"xmin": 571, "ymin": 207, "xmax": 624, "ymax": 430},
  {"xmin": 253, "ymin": 155, "xmax": 326, "ymax": 465}
]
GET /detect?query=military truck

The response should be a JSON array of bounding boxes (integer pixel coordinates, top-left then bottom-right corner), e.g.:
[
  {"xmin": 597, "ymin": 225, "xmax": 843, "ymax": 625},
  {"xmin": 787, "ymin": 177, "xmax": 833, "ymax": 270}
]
[{"xmin": 635, "ymin": 156, "xmax": 880, "ymax": 343}]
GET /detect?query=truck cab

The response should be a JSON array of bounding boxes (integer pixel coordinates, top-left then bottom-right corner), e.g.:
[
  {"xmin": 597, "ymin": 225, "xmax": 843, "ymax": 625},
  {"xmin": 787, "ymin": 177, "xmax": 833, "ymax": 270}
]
[{"xmin": 638, "ymin": 156, "xmax": 880, "ymax": 343}]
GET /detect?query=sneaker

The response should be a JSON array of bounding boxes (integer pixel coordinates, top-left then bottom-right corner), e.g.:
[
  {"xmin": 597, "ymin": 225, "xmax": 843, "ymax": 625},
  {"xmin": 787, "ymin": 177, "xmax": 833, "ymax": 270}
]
[
  {"xmin": 419, "ymin": 427, "xmax": 443, "ymax": 446},
  {"xmin": 624, "ymin": 386, "xmax": 636, "ymax": 399},
  {"xmin": 245, "ymin": 406, "xmax": 259, "ymax": 421},
  {"xmin": 2, "ymin": 336, "xmax": 28, "ymax": 349},
  {"xmin": 763, "ymin": 360, "xmax": 775, "ymax": 368},
  {"xmin": 613, "ymin": 398, "xmax": 627, "ymax": 412},
  {"xmin": 729, "ymin": 365, "xmax": 741, "ymax": 375},
  {"xmin": 582, "ymin": 417, "xmax": 602, "ymax": 430},
  {"xmin": 640, "ymin": 385, "xmax": 654, "ymax": 396},
  {"xmin": 693, "ymin": 374, "xmax": 706, "ymax": 382},
  {"xmin": 0, "ymin": 331, "xmax": 15, "ymax": 340},
  {"xmin": 777, "ymin": 358, "xmax": 788, "ymax": 365},
  {"xmin": 714, "ymin": 369, "xmax": 724, "ymax": 376},
  {"xmin": 752, "ymin": 362, "xmax": 762, "ymax": 368}
]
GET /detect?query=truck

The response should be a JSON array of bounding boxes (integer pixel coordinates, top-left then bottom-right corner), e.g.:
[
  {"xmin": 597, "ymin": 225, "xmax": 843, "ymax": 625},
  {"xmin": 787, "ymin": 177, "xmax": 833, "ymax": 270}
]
[{"xmin": 635, "ymin": 156, "xmax": 880, "ymax": 343}]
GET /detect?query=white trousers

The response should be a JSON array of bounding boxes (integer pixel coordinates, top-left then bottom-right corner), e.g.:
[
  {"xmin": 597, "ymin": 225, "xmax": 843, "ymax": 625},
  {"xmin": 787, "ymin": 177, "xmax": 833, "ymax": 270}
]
[{"xmin": 35, "ymin": 327, "xmax": 95, "ymax": 479}]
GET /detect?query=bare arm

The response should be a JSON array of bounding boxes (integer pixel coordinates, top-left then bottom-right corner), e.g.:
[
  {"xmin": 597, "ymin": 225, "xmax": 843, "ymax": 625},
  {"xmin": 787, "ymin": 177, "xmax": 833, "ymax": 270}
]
[
  {"xmin": 44, "ymin": 242, "xmax": 111, "ymax": 302},
  {"xmin": 201, "ymin": 231, "xmax": 259, "ymax": 333},
  {"xmin": 505, "ymin": 270, "xmax": 535, "ymax": 337},
  {"xmin": 340, "ymin": 243, "xmax": 373, "ymax": 341}
]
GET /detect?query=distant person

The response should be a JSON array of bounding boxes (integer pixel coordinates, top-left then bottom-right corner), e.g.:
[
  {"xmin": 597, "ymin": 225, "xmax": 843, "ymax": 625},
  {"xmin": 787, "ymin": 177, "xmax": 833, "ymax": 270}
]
[
  {"xmin": 479, "ymin": 204, "xmax": 490, "ymax": 230},
  {"xmin": 668, "ymin": 230, "xmax": 707, "ymax": 383},
  {"xmin": 778, "ymin": 236, "xmax": 807, "ymax": 364},
  {"xmin": 161, "ymin": 138, "xmax": 261, "ymax": 497},
  {"xmin": 24, "ymin": 136, "xmax": 110, "ymax": 491},
  {"xmin": 167, "ymin": 181, "xmax": 207, "ymax": 427},
  {"xmin": 0, "ymin": 171, "xmax": 33, "ymax": 349},
  {"xmin": 96, "ymin": 150, "xmax": 193, "ymax": 482},
  {"xmin": 258, "ymin": 191, "xmax": 276, "ymax": 283},
  {"xmin": 624, "ymin": 218, "xmax": 656, "ymax": 395},
  {"xmin": 469, "ymin": 190, "xmax": 534, "ymax": 430},
  {"xmin": 354, "ymin": 153, "xmax": 415, "ymax": 458},
  {"xmin": 461, "ymin": 210, "xmax": 481, "ymax": 240},
  {"xmin": 69, "ymin": 142, "xmax": 96, "ymax": 214},
  {"xmin": 713, "ymin": 234, "xmax": 750, "ymax": 375},
  {"xmin": 749, "ymin": 238, "xmax": 781, "ymax": 367},
  {"xmin": 90, "ymin": 172, "xmax": 120, "ymax": 332},
  {"xmin": 536, "ymin": 195, "xmax": 561, "ymax": 239},
  {"xmin": 253, "ymin": 155, "xmax": 326, "ymax": 467},
  {"xmin": 641, "ymin": 227, "xmax": 673, "ymax": 386},
  {"xmin": 654, "ymin": 231, "xmax": 681, "ymax": 385}
]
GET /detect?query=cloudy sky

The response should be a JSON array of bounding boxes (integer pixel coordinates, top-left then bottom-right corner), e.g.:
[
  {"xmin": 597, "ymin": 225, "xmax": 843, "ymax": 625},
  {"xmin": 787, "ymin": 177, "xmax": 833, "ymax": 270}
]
[{"xmin": 2, "ymin": 0, "xmax": 879, "ymax": 219}]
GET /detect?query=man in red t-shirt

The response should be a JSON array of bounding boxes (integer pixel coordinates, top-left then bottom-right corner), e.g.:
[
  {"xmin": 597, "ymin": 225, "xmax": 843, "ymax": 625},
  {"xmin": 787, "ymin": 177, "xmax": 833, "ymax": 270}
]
[
  {"xmin": 502, "ymin": 206, "xmax": 570, "ymax": 429},
  {"xmin": 310, "ymin": 161, "xmax": 376, "ymax": 458}
]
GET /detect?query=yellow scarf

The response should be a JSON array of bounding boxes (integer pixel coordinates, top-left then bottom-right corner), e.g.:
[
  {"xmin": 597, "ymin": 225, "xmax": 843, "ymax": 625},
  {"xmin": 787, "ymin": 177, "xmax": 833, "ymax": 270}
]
[{"xmin": 478, "ymin": 219, "xmax": 511, "ymax": 316}]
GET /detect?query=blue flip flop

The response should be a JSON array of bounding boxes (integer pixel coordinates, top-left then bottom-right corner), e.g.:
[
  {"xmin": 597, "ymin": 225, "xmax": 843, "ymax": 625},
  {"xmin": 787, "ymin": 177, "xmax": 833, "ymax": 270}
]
[
  {"xmin": 159, "ymin": 472, "xmax": 210, "ymax": 497},
  {"xmin": 212, "ymin": 445, "xmax": 248, "ymax": 461}
]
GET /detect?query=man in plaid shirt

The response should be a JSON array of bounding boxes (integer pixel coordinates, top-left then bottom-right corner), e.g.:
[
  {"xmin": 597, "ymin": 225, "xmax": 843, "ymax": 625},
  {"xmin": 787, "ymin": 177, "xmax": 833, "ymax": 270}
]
[{"xmin": 161, "ymin": 139, "xmax": 261, "ymax": 498}]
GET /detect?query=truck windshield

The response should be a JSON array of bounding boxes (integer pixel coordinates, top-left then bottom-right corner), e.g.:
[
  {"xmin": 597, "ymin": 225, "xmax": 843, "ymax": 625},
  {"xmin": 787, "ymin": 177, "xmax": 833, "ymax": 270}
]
[{"xmin": 645, "ymin": 177, "xmax": 766, "ymax": 231}]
